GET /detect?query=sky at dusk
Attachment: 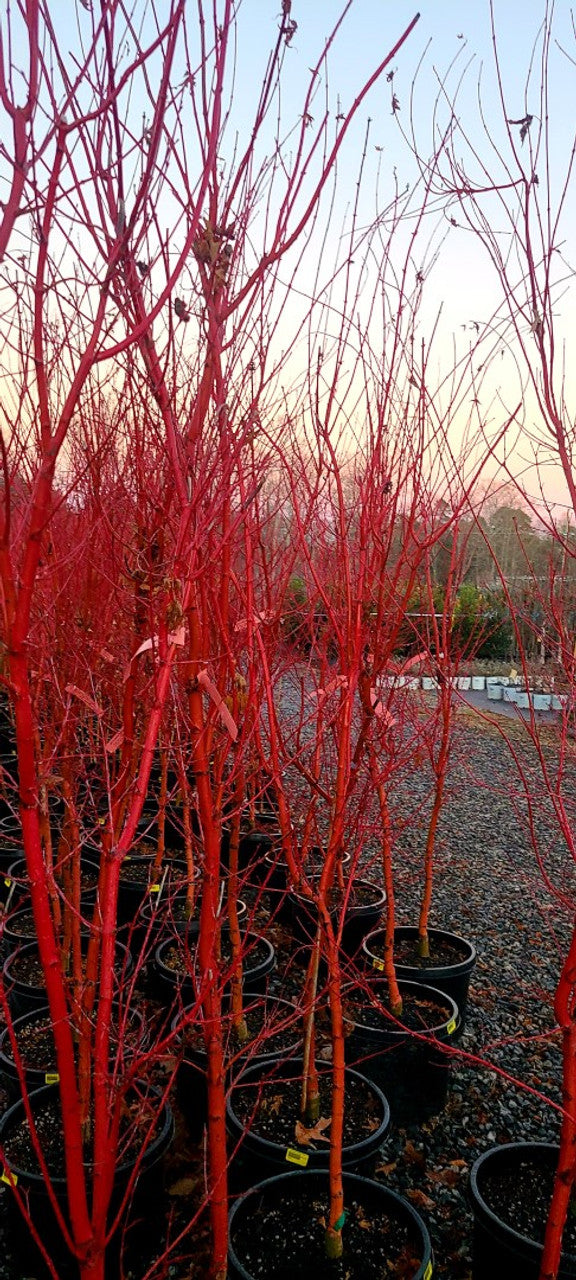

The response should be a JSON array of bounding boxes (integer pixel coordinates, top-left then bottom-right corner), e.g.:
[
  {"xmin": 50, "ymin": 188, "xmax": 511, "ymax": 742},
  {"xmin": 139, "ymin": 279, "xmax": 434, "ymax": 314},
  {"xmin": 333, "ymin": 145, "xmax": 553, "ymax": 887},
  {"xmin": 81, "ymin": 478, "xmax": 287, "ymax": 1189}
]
[
  {"xmin": 222, "ymin": 2, "xmax": 575, "ymax": 515},
  {"xmin": 3, "ymin": 1, "xmax": 575, "ymax": 516}
]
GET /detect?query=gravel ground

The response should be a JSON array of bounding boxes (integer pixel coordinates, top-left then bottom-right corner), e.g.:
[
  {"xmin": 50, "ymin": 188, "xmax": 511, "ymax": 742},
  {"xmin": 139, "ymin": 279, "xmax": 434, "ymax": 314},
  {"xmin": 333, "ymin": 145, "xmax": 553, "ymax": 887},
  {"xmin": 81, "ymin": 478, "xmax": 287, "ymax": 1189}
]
[
  {"xmin": 0, "ymin": 692, "xmax": 575, "ymax": 1278},
  {"xmin": 368, "ymin": 698, "xmax": 575, "ymax": 1278}
]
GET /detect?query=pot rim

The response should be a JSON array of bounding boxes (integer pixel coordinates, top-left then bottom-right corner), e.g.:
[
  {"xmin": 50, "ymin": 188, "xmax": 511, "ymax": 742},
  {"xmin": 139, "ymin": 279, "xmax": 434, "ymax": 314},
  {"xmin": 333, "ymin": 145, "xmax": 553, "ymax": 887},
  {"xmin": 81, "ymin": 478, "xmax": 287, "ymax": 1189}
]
[
  {"xmin": 470, "ymin": 1140, "xmax": 576, "ymax": 1264},
  {"xmin": 346, "ymin": 977, "xmax": 461, "ymax": 1041},
  {"xmin": 227, "ymin": 1168, "xmax": 433, "ymax": 1280},
  {"xmin": 0, "ymin": 1081, "xmax": 174, "ymax": 1187},
  {"xmin": 363, "ymin": 925, "xmax": 476, "ymax": 980},
  {"xmin": 226, "ymin": 1059, "xmax": 391, "ymax": 1165}
]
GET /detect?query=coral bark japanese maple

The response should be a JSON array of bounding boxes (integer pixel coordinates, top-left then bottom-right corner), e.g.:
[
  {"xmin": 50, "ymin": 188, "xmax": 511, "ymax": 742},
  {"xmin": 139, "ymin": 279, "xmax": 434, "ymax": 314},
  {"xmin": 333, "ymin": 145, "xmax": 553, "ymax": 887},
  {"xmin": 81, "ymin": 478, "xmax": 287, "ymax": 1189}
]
[{"xmin": 0, "ymin": 2, "xmax": 432, "ymax": 1276}]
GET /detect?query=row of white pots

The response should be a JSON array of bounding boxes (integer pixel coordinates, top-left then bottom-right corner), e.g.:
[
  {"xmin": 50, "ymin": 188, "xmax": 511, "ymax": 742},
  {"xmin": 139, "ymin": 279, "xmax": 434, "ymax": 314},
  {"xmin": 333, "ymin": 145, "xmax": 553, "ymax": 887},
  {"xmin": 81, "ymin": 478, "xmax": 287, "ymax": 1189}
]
[
  {"xmin": 382, "ymin": 673, "xmax": 568, "ymax": 711},
  {"xmin": 392, "ymin": 674, "xmax": 494, "ymax": 692},
  {"xmin": 496, "ymin": 686, "xmax": 565, "ymax": 711}
]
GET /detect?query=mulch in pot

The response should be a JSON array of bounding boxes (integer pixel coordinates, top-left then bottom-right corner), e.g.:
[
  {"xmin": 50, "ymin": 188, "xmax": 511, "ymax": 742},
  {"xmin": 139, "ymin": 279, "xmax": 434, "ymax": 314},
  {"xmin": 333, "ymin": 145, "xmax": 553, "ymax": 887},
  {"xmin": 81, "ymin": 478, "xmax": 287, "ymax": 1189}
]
[
  {"xmin": 393, "ymin": 934, "xmax": 469, "ymax": 969},
  {"xmin": 160, "ymin": 931, "xmax": 272, "ymax": 981},
  {"xmin": 229, "ymin": 1173, "xmax": 430, "ymax": 1279},
  {"xmin": 0, "ymin": 1003, "xmax": 148, "ymax": 1091},
  {"xmin": 1, "ymin": 1082, "xmax": 170, "ymax": 1179},
  {"xmin": 477, "ymin": 1149, "xmax": 576, "ymax": 1253},
  {"xmin": 230, "ymin": 1064, "xmax": 383, "ymax": 1152},
  {"xmin": 177, "ymin": 993, "xmax": 302, "ymax": 1068}
]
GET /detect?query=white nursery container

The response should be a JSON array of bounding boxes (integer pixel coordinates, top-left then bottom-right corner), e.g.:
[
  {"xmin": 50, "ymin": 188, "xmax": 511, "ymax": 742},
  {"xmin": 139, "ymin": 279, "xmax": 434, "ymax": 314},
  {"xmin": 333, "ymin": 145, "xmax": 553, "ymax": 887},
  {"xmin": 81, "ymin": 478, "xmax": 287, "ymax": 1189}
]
[
  {"xmin": 421, "ymin": 676, "xmax": 438, "ymax": 691},
  {"xmin": 515, "ymin": 690, "xmax": 530, "ymax": 709},
  {"xmin": 456, "ymin": 676, "xmax": 471, "ymax": 691},
  {"xmin": 532, "ymin": 693, "xmax": 551, "ymax": 711},
  {"xmin": 502, "ymin": 686, "xmax": 519, "ymax": 703},
  {"xmin": 487, "ymin": 683, "xmax": 504, "ymax": 701},
  {"xmin": 471, "ymin": 676, "xmax": 486, "ymax": 690}
]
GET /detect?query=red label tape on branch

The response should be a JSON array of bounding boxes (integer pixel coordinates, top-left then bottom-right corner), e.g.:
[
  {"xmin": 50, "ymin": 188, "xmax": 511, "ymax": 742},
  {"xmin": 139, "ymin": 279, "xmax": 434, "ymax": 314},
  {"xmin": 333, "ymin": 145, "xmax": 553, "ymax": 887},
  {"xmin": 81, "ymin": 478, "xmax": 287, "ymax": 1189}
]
[
  {"xmin": 197, "ymin": 670, "xmax": 238, "ymax": 741},
  {"xmin": 370, "ymin": 688, "xmax": 396, "ymax": 727},
  {"xmin": 124, "ymin": 626, "xmax": 186, "ymax": 681},
  {"xmin": 308, "ymin": 675, "xmax": 348, "ymax": 706},
  {"xmin": 64, "ymin": 685, "xmax": 103, "ymax": 716}
]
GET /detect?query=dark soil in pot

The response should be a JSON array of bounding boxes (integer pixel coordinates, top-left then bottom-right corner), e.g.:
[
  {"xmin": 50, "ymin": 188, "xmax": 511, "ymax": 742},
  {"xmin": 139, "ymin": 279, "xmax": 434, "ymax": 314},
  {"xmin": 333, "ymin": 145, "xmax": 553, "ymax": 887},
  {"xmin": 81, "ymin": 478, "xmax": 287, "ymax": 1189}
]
[
  {"xmin": 261, "ymin": 848, "xmax": 352, "ymax": 916},
  {"xmin": 117, "ymin": 851, "xmax": 193, "ymax": 926},
  {"xmin": 289, "ymin": 878, "xmax": 386, "ymax": 955},
  {"xmin": 0, "ymin": 1002, "xmax": 148, "ymax": 1098},
  {"xmin": 154, "ymin": 928, "xmax": 276, "ymax": 1004},
  {"xmin": 3, "ymin": 939, "xmax": 133, "ymax": 1017},
  {"xmin": 227, "ymin": 1057, "xmax": 390, "ymax": 1184},
  {"xmin": 176, "ymin": 990, "xmax": 303, "ymax": 1075},
  {"xmin": 2, "ymin": 857, "xmax": 101, "ymax": 921},
  {"xmin": 136, "ymin": 885, "xmax": 244, "ymax": 957},
  {"xmin": 470, "ymin": 1142, "xmax": 576, "ymax": 1278},
  {"xmin": 228, "ymin": 1169, "xmax": 433, "ymax": 1280}
]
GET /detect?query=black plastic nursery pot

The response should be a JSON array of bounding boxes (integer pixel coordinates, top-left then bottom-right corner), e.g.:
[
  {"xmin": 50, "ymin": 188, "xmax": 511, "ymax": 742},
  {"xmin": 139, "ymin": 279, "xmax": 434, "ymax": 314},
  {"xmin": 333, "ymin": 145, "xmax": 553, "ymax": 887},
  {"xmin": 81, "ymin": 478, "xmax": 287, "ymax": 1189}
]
[
  {"xmin": 226, "ymin": 1056, "xmax": 390, "ymax": 1187},
  {"xmin": 137, "ymin": 802, "xmax": 201, "ymax": 854},
  {"xmin": 363, "ymin": 925, "xmax": 476, "ymax": 1031},
  {"xmin": 228, "ymin": 1169, "xmax": 434, "ymax": 1280},
  {"xmin": 153, "ymin": 928, "xmax": 276, "ymax": 1007},
  {"xmin": 136, "ymin": 883, "xmax": 243, "ymax": 955},
  {"xmin": 2, "ymin": 938, "xmax": 134, "ymax": 1019},
  {"xmin": 345, "ymin": 978, "xmax": 460, "ymax": 1123},
  {"xmin": 0, "ymin": 1002, "xmax": 148, "ymax": 1101},
  {"xmin": 222, "ymin": 823, "xmax": 280, "ymax": 876},
  {"xmin": 172, "ymin": 991, "xmax": 304, "ymax": 1140},
  {"xmin": 289, "ymin": 877, "xmax": 387, "ymax": 957},
  {"xmin": 0, "ymin": 1081, "xmax": 175, "ymax": 1280},
  {"xmin": 470, "ymin": 1142, "xmax": 576, "ymax": 1279},
  {"xmin": 0, "ymin": 1005, "xmax": 62, "ymax": 1097},
  {"xmin": 0, "ymin": 846, "xmax": 26, "ymax": 907},
  {"xmin": 2, "ymin": 856, "xmax": 102, "ymax": 934},
  {"xmin": 261, "ymin": 847, "xmax": 352, "ymax": 912}
]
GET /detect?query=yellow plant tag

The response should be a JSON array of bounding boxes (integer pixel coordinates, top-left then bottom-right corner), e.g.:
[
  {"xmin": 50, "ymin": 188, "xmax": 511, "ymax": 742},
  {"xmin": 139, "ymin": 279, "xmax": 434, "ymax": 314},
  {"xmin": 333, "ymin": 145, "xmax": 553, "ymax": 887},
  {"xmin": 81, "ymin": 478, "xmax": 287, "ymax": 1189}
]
[
  {"xmin": 1, "ymin": 1168, "xmax": 17, "ymax": 1187},
  {"xmin": 285, "ymin": 1147, "xmax": 309, "ymax": 1167},
  {"xmin": 3, "ymin": 878, "xmax": 11, "ymax": 888},
  {"xmin": 45, "ymin": 1073, "xmax": 60, "ymax": 1084},
  {"xmin": 372, "ymin": 957, "xmax": 385, "ymax": 972},
  {"xmin": 446, "ymin": 1018, "xmax": 457, "ymax": 1035},
  {"xmin": 424, "ymin": 1263, "xmax": 433, "ymax": 1280},
  {"xmin": 149, "ymin": 884, "xmax": 160, "ymax": 893}
]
